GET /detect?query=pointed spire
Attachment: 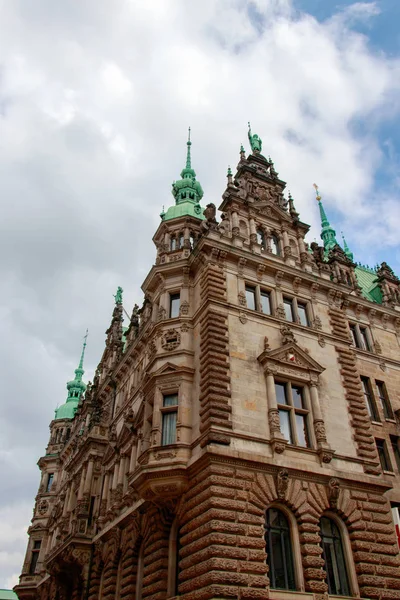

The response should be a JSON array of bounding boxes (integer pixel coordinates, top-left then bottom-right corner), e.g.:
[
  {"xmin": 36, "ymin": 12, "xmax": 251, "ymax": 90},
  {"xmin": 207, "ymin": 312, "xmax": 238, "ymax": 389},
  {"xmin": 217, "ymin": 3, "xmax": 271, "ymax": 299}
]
[
  {"xmin": 313, "ymin": 183, "xmax": 338, "ymax": 253},
  {"xmin": 341, "ymin": 232, "xmax": 354, "ymax": 261},
  {"xmin": 186, "ymin": 127, "xmax": 192, "ymax": 170},
  {"xmin": 169, "ymin": 130, "xmax": 204, "ymax": 213},
  {"xmin": 54, "ymin": 332, "xmax": 88, "ymax": 420}
]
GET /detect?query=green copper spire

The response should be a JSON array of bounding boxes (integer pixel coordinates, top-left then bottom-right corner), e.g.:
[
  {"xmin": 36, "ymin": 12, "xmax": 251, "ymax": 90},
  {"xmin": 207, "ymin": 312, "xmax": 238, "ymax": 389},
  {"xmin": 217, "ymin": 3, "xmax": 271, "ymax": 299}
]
[
  {"xmin": 313, "ymin": 183, "xmax": 338, "ymax": 253},
  {"xmin": 341, "ymin": 232, "xmax": 354, "ymax": 261},
  {"xmin": 54, "ymin": 331, "xmax": 88, "ymax": 420},
  {"xmin": 163, "ymin": 129, "xmax": 204, "ymax": 222}
]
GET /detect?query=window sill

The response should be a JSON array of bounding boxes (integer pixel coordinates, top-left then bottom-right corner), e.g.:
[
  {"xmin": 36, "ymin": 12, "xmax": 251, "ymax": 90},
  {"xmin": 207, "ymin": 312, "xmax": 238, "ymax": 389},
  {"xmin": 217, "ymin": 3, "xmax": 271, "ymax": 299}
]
[
  {"xmin": 371, "ymin": 420, "xmax": 382, "ymax": 426},
  {"xmin": 383, "ymin": 470, "xmax": 395, "ymax": 476},
  {"xmin": 385, "ymin": 419, "xmax": 397, "ymax": 424}
]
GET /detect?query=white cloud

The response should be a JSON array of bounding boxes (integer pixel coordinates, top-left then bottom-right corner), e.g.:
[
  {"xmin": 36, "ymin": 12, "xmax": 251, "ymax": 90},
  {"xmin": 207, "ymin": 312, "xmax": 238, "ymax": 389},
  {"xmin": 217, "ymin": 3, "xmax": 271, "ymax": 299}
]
[{"xmin": 0, "ymin": 0, "xmax": 399, "ymax": 586}]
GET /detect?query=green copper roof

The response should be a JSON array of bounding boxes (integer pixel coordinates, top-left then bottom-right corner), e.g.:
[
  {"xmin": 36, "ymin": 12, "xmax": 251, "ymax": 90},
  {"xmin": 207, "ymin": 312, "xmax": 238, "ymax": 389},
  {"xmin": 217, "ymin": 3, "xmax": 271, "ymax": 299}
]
[
  {"xmin": 355, "ymin": 265, "xmax": 383, "ymax": 303},
  {"xmin": 0, "ymin": 591, "xmax": 18, "ymax": 600},
  {"xmin": 54, "ymin": 331, "xmax": 88, "ymax": 421},
  {"xmin": 162, "ymin": 129, "xmax": 205, "ymax": 222}
]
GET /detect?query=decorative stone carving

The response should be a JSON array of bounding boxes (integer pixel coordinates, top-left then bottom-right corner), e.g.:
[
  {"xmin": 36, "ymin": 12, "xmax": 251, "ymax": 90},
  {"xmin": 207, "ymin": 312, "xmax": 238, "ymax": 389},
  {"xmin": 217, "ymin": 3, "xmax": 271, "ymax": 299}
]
[
  {"xmin": 280, "ymin": 325, "xmax": 297, "ymax": 345},
  {"xmin": 179, "ymin": 301, "xmax": 189, "ymax": 316},
  {"xmin": 37, "ymin": 499, "xmax": 49, "ymax": 515},
  {"xmin": 238, "ymin": 291, "xmax": 247, "ymax": 307},
  {"xmin": 310, "ymin": 282, "xmax": 319, "ymax": 299},
  {"xmin": 275, "ymin": 304, "xmax": 286, "ymax": 319},
  {"xmin": 374, "ymin": 339, "xmax": 382, "ymax": 354},
  {"xmin": 277, "ymin": 469, "xmax": 289, "ymax": 500},
  {"xmin": 256, "ymin": 264, "xmax": 265, "ymax": 281},
  {"xmin": 161, "ymin": 329, "xmax": 181, "ymax": 351},
  {"xmin": 312, "ymin": 315, "xmax": 322, "ymax": 330},
  {"xmin": 317, "ymin": 335, "xmax": 326, "ymax": 348},
  {"xmin": 238, "ymin": 257, "xmax": 247, "ymax": 275},
  {"xmin": 269, "ymin": 409, "xmax": 281, "ymax": 433},
  {"xmin": 355, "ymin": 304, "xmax": 363, "ymax": 319},
  {"xmin": 275, "ymin": 270, "xmax": 284, "ymax": 288},
  {"xmin": 157, "ymin": 306, "xmax": 166, "ymax": 322},
  {"xmin": 239, "ymin": 312, "xmax": 248, "ymax": 324},
  {"xmin": 264, "ymin": 336, "xmax": 271, "ymax": 351},
  {"xmin": 314, "ymin": 420, "xmax": 327, "ymax": 443},
  {"xmin": 293, "ymin": 277, "xmax": 301, "ymax": 293},
  {"xmin": 379, "ymin": 359, "xmax": 387, "ymax": 372},
  {"xmin": 328, "ymin": 478, "xmax": 340, "ymax": 508}
]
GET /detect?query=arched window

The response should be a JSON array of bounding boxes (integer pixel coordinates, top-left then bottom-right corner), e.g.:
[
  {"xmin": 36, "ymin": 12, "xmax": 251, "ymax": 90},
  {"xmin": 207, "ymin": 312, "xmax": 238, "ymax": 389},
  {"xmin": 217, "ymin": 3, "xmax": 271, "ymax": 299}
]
[
  {"xmin": 271, "ymin": 235, "xmax": 280, "ymax": 256},
  {"xmin": 320, "ymin": 517, "xmax": 350, "ymax": 596},
  {"xmin": 264, "ymin": 508, "xmax": 295, "ymax": 590},
  {"xmin": 257, "ymin": 229, "xmax": 265, "ymax": 249},
  {"xmin": 170, "ymin": 237, "xmax": 176, "ymax": 251}
]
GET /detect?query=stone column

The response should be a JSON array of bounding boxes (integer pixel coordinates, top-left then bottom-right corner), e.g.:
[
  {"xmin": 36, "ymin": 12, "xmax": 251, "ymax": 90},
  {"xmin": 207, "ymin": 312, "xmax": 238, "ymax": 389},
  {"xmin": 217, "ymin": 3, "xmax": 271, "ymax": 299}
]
[
  {"xmin": 77, "ymin": 468, "xmax": 86, "ymax": 501},
  {"xmin": 310, "ymin": 382, "xmax": 333, "ymax": 463},
  {"xmin": 164, "ymin": 231, "xmax": 170, "ymax": 251},
  {"xmin": 62, "ymin": 486, "xmax": 71, "ymax": 517},
  {"xmin": 249, "ymin": 217, "xmax": 257, "ymax": 243},
  {"xmin": 231, "ymin": 211, "xmax": 239, "ymax": 236},
  {"xmin": 84, "ymin": 459, "xmax": 94, "ymax": 496},
  {"xmin": 184, "ymin": 226, "xmax": 191, "ymax": 249},
  {"xmin": 67, "ymin": 484, "xmax": 75, "ymax": 512},
  {"xmin": 112, "ymin": 462, "xmax": 119, "ymax": 490},
  {"xmin": 266, "ymin": 371, "xmax": 286, "ymax": 454}
]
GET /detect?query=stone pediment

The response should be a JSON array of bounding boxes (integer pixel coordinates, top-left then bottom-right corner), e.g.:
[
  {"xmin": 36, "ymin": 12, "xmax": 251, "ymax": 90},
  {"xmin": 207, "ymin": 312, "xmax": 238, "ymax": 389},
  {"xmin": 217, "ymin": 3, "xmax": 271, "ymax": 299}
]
[
  {"xmin": 255, "ymin": 201, "xmax": 292, "ymax": 223},
  {"xmin": 258, "ymin": 342, "xmax": 324, "ymax": 383},
  {"xmin": 102, "ymin": 443, "xmax": 117, "ymax": 467}
]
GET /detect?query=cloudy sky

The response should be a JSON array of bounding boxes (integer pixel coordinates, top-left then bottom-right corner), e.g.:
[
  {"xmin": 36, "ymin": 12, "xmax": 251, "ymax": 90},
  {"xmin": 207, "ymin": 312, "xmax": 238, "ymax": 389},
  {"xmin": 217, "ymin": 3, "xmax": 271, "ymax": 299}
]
[{"xmin": 1, "ymin": 0, "xmax": 400, "ymax": 588}]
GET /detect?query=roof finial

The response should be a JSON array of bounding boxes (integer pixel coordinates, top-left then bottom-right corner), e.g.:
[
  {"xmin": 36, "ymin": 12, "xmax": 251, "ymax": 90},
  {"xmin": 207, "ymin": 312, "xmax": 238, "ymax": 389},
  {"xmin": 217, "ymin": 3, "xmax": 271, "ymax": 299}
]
[
  {"xmin": 78, "ymin": 329, "xmax": 89, "ymax": 370},
  {"xmin": 341, "ymin": 231, "xmax": 354, "ymax": 260},
  {"xmin": 313, "ymin": 183, "xmax": 338, "ymax": 253},
  {"xmin": 186, "ymin": 126, "xmax": 192, "ymax": 170},
  {"xmin": 313, "ymin": 183, "xmax": 321, "ymax": 201}
]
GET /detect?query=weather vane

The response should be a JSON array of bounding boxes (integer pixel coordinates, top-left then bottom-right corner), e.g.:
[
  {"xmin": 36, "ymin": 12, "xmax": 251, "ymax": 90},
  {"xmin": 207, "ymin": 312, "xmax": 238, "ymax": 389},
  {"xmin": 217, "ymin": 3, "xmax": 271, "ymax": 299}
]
[{"xmin": 313, "ymin": 183, "xmax": 321, "ymax": 201}]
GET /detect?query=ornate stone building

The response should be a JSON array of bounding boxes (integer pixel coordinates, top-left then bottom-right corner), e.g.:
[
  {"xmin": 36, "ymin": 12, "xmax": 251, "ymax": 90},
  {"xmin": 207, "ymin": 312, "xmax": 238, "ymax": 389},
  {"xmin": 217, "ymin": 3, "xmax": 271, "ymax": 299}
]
[{"xmin": 15, "ymin": 127, "xmax": 400, "ymax": 600}]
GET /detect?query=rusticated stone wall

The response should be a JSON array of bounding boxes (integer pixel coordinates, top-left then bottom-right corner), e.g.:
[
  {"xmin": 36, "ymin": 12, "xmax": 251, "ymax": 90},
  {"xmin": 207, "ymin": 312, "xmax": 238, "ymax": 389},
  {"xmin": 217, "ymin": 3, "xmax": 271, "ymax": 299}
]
[
  {"xmin": 199, "ymin": 261, "xmax": 232, "ymax": 444},
  {"xmin": 142, "ymin": 505, "xmax": 171, "ymax": 600},
  {"xmin": 328, "ymin": 306, "xmax": 380, "ymax": 474},
  {"xmin": 176, "ymin": 461, "xmax": 400, "ymax": 600}
]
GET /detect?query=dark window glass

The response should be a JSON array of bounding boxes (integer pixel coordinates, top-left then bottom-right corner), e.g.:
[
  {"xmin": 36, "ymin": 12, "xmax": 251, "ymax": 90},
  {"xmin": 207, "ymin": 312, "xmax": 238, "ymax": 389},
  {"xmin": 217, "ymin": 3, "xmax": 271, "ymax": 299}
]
[
  {"xmin": 245, "ymin": 286, "xmax": 256, "ymax": 311},
  {"xmin": 361, "ymin": 377, "xmax": 379, "ymax": 421},
  {"xmin": 264, "ymin": 509, "xmax": 295, "ymax": 590},
  {"xmin": 283, "ymin": 298, "xmax": 294, "ymax": 322},
  {"xmin": 88, "ymin": 496, "xmax": 96, "ymax": 527},
  {"xmin": 297, "ymin": 303, "xmax": 309, "ymax": 327},
  {"xmin": 376, "ymin": 439, "xmax": 392, "ymax": 471},
  {"xmin": 271, "ymin": 235, "xmax": 280, "ymax": 256},
  {"xmin": 279, "ymin": 410, "xmax": 292, "ymax": 444},
  {"xmin": 170, "ymin": 294, "xmax": 180, "ymax": 318},
  {"xmin": 275, "ymin": 383, "xmax": 288, "ymax": 405},
  {"xmin": 46, "ymin": 473, "xmax": 54, "ymax": 492},
  {"xmin": 359, "ymin": 327, "xmax": 371, "ymax": 351},
  {"xmin": 163, "ymin": 394, "xmax": 178, "ymax": 407},
  {"xmin": 260, "ymin": 291, "xmax": 271, "ymax": 315},
  {"xmin": 376, "ymin": 381, "xmax": 394, "ymax": 420},
  {"xmin": 29, "ymin": 540, "xmax": 41, "ymax": 575},
  {"xmin": 320, "ymin": 517, "xmax": 350, "ymax": 596},
  {"xmin": 390, "ymin": 436, "xmax": 400, "ymax": 472}
]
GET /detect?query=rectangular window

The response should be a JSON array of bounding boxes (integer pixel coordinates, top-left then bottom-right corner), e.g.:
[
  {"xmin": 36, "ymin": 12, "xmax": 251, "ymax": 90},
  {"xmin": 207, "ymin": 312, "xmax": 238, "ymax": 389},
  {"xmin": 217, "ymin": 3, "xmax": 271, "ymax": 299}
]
[
  {"xmin": 349, "ymin": 323, "xmax": 372, "ymax": 351},
  {"xmin": 260, "ymin": 291, "xmax": 271, "ymax": 315},
  {"xmin": 361, "ymin": 377, "xmax": 380, "ymax": 421},
  {"xmin": 376, "ymin": 381, "xmax": 394, "ymax": 420},
  {"xmin": 376, "ymin": 439, "xmax": 392, "ymax": 472},
  {"xmin": 161, "ymin": 394, "xmax": 178, "ymax": 446},
  {"xmin": 297, "ymin": 303, "xmax": 309, "ymax": 327},
  {"xmin": 169, "ymin": 293, "xmax": 180, "ymax": 318},
  {"xmin": 245, "ymin": 286, "xmax": 256, "ymax": 311},
  {"xmin": 276, "ymin": 381, "xmax": 310, "ymax": 448},
  {"xmin": 46, "ymin": 473, "xmax": 54, "ymax": 492},
  {"xmin": 283, "ymin": 298, "xmax": 295, "ymax": 322},
  {"xmin": 390, "ymin": 436, "xmax": 400, "ymax": 473},
  {"xmin": 29, "ymin": 540, "xmax": 41, "ymax": 575}
]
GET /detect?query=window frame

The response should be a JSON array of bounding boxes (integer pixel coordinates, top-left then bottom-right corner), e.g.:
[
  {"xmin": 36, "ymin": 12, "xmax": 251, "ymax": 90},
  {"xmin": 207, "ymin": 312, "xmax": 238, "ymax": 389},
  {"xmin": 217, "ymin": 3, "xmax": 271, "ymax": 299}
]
[
  {"xmin": 29, "ymin": 539, "xmax": 41, "ymax": 575},
  {"xmin": 161, "ymin": 393, "xmax": 179, "ymax": 446},
  {"xmin": 360, "ymin": 376, "xmax": 380, "ymax": 422},
  {"xmin": 244, "ymin": 283, "xmax": 273, "ymax": 315},
  {"xmin": 270, "ymin": 234, "xmax": 280, "ymax": 256},
  {"xmin": 349, "ymin": 322, "xmax": 372, "ymax": 352},
  {"xmin": 390, "ymin": 436, "xmax": 400, "ymax": 473},
  {"xmin": 376, "ymin": 438, "xmax": 393, "ymax": 472},
  {"xmin": 264, "ymin": 507, "xmax": 296, "ymax": 591},
  {"xmin": 46, "ymin": 473, "xmax": 54, "ymax": 492},
  {"xmin": 169, "ymin": 293, "xmax": 180, "ymax": 319},
  {"xmin": 319, "ymin": 515, "xmax": 351, "ymax": 597},
  {"xmin": 275, "ymin": 381, "xmax": 311, "ymax": 448},
  {"xmin": 283, "ymin": 295, "xmax": 311, "ymax": 327},
  {"xmin": 376, "ymin": 381, "xmax": 394, "ymax": 420}
]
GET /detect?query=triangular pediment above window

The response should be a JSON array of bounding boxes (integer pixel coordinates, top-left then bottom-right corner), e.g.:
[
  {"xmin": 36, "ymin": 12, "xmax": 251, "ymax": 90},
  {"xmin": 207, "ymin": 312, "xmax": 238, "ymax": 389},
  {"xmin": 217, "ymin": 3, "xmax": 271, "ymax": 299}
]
[
  {"xmin": 255, "ymin": 202, "xmax": 293, "ymax": 224},
  {"xmin": 258, "ymin": 342, "xmax": 324, "ymax": 381}
]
